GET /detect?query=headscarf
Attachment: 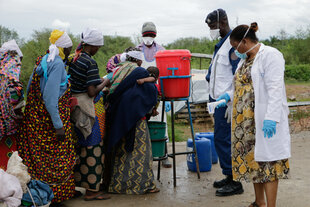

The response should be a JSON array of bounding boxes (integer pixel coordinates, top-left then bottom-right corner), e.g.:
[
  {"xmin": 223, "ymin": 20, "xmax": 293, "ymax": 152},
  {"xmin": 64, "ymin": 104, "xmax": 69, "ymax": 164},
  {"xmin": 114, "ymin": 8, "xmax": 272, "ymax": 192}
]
[
  {"xmin": 47, "ymin": 30, "xmax": 72, "ymax": 62},
  {"xmin": 73, "ymin": 28, "xmax": 104, "ymax": 62},
  {"xmin": 0, "ymin": 39, "xmax": 23, "ymax": 57},
  {"xmin": 120, "ymin": 53, "xmax": 127, "ymax": 62},
  {"xmin": 126, "ymin": 51, "xmax": 143, "ymax": 61},
  {"xmin": 81, "ymin": 28, "xmax": 104, "ymax": 46}
]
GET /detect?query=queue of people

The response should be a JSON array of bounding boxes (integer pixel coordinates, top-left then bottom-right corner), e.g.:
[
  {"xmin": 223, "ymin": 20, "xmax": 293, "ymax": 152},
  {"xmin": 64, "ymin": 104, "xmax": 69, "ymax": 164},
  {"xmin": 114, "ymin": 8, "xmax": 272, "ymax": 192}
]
[
  {"xmin": 0, "ymin": 10, "xmax": 291, "ymax": 207},
  {"xmin": 0, "ymin": 24, "xmax": 161, "ymax": 206}
]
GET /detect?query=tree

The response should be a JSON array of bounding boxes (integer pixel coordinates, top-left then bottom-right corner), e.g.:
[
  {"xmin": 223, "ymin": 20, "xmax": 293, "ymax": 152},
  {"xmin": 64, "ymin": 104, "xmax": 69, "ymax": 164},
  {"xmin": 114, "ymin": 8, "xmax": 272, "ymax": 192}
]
[
  {"xmin": 0, "ymin": 26, "xmax": 20, "ymax": 45},
  {"xmin": 3, "ymin": 25, "xmax": 310, "ymax": 86},
  {"xmin": 93, "ymin": 35, "xmax": 134, "ymax": 76},
  {"xmin": 19, "ymin": 29, "xmax": 80, "ymax": 87},
  {"xmin": 165, "ymin": 37, "xmax": 215, "ymax": 69}
]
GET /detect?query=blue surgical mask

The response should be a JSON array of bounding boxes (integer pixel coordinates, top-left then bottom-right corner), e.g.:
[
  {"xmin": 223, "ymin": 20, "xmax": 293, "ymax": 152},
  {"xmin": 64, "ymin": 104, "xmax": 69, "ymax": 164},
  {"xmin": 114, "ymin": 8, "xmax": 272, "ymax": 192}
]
[
  {"xmin": 234, "ymin": 50, "xmax": 247, "ymax": 59},
  {"xmin": 235, "ymin": 43, "xmax": 260, "ymax": 60}
]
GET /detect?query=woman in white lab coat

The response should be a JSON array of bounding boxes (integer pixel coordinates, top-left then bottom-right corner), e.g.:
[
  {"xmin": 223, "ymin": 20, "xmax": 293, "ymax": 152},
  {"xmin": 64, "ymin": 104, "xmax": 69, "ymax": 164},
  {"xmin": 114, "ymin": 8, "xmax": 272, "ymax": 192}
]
[{"xmin": 217, "ymin": 22, "xmax": 291, "ymax": 207}]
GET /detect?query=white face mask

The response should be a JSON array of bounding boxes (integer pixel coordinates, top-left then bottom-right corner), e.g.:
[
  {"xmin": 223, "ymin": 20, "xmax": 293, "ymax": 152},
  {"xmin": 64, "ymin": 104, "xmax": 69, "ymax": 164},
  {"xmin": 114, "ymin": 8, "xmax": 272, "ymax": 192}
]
[
  {"xmin": 142, "ymin": 37, "xmax": 154, "ymax": 46},
  {"xmin": 210, "ymin": 29, "xmax": 220, "ymax": 40},
  {"xmin": 209, "ymin": 9, "xmax": 220, "ymax": 40}
]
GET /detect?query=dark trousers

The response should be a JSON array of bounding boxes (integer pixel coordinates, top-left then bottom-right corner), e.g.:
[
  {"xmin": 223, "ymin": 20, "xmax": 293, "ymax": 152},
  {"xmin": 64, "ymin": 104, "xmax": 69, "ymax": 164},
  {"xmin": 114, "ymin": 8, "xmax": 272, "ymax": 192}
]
[{"xmin": 210, "ymin": 96, "xmax": 232, "ymax": 176}]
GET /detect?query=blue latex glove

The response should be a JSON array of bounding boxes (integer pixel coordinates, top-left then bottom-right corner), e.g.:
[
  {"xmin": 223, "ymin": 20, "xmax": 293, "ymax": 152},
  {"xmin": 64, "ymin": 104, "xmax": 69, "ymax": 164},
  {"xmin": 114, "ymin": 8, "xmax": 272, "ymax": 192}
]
[
  {"xmin": 165, "ymin": 102, "xmax": 171, "ymax": 112},
  {"xmin": 216, "ymin": 93, "xmax": 230, "ymax": 108},
  {"xmin": 262, "ymin": 120, "xmax": 277, "ymax": 138}
]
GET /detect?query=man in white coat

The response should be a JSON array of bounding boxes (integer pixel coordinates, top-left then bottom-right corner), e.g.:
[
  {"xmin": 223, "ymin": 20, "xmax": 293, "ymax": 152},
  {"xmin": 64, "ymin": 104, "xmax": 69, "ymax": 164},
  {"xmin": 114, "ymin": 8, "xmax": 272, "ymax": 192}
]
[{"xmin": 205, "ymin": 9, "xmax": 243, "ymax": 196}]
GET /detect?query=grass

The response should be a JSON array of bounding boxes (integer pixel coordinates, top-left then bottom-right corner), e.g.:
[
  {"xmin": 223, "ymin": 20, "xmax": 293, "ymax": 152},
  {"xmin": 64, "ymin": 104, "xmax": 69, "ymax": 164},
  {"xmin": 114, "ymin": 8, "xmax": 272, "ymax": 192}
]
[
  {"xmin": 166, "ymin": 114, "xmax": 214, "ymax": 142},
  {"xmin": 166, "ymin": 115, "xmax": 190, "ymax": 142},
  {"xmin": 289, "ymin": 105, "xmax": 310, "ymax": 132},
  {"xmin": 290, "ymin": 107, "xmax": 310, "ymax": 121},
  {"xmin": 285, "ymin": 79, "xmax": 310, "ymax": 85},
  {"xmin": 285, "ymin": 80, "xmax": 310, "ymax": 102},
  {"xmin": 294, "ymin": 98, "xmax": 310, "ymax": 102}
]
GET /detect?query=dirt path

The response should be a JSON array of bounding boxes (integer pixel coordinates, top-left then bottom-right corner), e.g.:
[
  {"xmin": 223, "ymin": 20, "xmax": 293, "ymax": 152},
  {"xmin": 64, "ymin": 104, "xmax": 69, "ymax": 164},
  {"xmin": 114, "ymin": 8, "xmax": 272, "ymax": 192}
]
[
  {"xmin": 65, "ymin": 131, "xmax": 310, "ymax": 207},
  {"xmin": 286, "ymin": 84, "xmax": 310, "ymax": 101}
]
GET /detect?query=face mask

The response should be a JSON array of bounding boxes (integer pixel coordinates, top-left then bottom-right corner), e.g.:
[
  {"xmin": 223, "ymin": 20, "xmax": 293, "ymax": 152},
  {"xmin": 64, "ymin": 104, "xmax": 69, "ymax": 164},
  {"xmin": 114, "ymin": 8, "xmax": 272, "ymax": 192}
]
[
  {"xmin": 209, "ymin": 9, "xmax": 220, "ymax": 40},
  {"xmin": 142, "ymin": 37, "xmax": 154, "ymax": 46},
  {"xmin": 234, "ymin": 50, "xmax": 247, "ymax": 59},
  {"xmin": 210, "ymin": 29, "xmax": 220, "ymax": 40},
  {"xmin": 234, "ymin": 42, "xmax": 260, "ymax": 60}
]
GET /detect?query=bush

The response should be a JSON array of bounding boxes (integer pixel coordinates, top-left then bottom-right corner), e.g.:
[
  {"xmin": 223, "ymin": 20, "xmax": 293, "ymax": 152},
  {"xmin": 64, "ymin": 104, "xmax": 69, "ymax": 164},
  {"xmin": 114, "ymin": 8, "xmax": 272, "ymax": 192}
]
[
  {"xmin": 164, "ymin": 37, "xmax": 215, "ymax": 69},
  {"xmin": 285, "ymin": 64, "xmax": 310, "ymax": 81}
]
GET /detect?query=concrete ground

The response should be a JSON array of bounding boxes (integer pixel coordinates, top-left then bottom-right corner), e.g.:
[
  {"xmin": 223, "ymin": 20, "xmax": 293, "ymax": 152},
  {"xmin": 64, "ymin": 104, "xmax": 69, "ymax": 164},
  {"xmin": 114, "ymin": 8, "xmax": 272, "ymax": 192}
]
[{"xmin": 65, "ymin": 131, "xmax": 310, "ymax": 207}]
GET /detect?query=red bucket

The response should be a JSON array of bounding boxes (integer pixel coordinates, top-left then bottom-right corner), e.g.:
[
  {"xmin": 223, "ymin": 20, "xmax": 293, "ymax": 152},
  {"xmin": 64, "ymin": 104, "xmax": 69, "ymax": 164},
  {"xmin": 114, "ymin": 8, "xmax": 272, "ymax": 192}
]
[{"xmin": 155, "ymin": 49, "xmax": 191, "ymax": 99}]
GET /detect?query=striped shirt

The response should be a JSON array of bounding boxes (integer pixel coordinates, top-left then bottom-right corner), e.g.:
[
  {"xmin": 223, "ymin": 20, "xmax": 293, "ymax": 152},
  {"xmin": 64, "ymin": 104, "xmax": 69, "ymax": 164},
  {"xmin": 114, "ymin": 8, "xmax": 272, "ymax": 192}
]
[{"xmin": 68, "ymin": 52, "xmax": 102, "ymax": 93}]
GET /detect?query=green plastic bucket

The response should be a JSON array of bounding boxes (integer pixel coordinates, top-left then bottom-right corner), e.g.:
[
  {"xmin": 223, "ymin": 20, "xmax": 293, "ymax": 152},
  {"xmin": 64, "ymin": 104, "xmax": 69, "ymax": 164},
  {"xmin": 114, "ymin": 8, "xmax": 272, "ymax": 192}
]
[{"xmin": 148, "ymin": 121, "xmax": 166, "ymax": 157}]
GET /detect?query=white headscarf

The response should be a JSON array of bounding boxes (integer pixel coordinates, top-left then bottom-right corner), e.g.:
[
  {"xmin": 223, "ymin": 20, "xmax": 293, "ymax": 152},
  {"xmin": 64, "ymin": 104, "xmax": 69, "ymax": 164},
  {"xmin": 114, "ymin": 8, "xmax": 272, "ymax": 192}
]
[
  {"xmin": 126, "ymin": 51, "xmax": 143, "ymax": 61},
  {"xmin": 47, "ymin": 31, "xmax": 73, "ymax": 62},
  {"xmin": 120, "ymin": 52, "xmax": 127, "ymax": 62},
  {"xmin": 81, "ymin": 28, "xmax": 104, "ymax": 46},
  {"xmin": 0, "ymin": 39, "xmax": 23, "ymax": 57}
]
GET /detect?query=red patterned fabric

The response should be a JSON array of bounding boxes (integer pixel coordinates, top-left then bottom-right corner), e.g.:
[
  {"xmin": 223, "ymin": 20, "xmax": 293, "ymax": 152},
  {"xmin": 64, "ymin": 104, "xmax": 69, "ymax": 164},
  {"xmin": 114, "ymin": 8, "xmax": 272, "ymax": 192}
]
[
  {"xmin": 17, "ymin": 55, "xmax": 76, "ymax": 203},
  {"xmin": 0, "ymin": 135, "xmax": 17, "ymax": 170}
]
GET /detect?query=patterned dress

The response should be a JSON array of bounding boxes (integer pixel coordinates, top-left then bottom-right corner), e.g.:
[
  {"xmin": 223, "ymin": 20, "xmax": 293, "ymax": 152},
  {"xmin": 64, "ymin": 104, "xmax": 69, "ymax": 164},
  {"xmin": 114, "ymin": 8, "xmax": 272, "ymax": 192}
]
[
  {"xmin": 231, "ymin": 59, "xmax": 289, "ymax": 183},
  {"xmin": 0, "ymin": 52, "xmax": 24, "ymax": 170},
  {"xmin": 74, "ymin": 93, "xmax": 106, "ymax": 191},
  {"xmin": 17, "ymin": 56, "xmax": 76, "ymax": 203},
  {"xmin": 0, "ymin": 75, "xmax": 18, "ymax": 170},
  {"xmin": 108, "ymin": 119, "xmax": 156, "ymax": 194}
]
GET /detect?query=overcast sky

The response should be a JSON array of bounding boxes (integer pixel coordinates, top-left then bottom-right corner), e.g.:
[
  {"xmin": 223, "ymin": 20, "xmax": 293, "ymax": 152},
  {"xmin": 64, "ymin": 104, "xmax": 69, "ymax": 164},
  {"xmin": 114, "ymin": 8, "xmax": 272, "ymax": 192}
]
[{"xmin": 1, "ymin": 0, "xmax": 310, "ymax": 45}]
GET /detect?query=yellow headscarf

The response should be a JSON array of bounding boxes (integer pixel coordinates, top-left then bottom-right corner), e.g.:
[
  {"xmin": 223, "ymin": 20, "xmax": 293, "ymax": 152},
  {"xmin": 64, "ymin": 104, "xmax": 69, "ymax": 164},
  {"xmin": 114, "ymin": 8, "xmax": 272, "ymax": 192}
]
[
  {"xmin": 49, "ymin": 30, "xmax": 64, "ymax": 44},
  {"xmin": 47, "ymin": 30, "xmax": 72, "ymax": 62},
  {"xmin": 57, "ymin": 48, "xmax": 65, "ymax": 60},
  {"xmin": 49, "ymin": 30, "xmax": 65, "ymax": 60}
]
